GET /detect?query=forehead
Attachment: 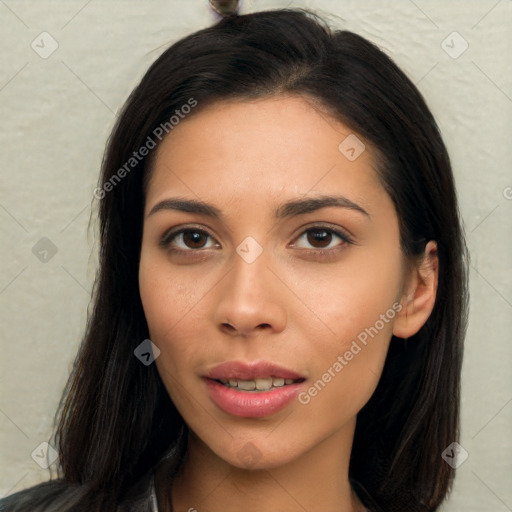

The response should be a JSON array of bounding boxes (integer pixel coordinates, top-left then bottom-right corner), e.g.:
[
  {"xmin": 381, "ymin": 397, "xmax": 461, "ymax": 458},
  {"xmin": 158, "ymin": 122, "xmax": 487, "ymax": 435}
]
[{"xmin": 145, "ymin": 95, "xmax": 382, "ymax": 215}]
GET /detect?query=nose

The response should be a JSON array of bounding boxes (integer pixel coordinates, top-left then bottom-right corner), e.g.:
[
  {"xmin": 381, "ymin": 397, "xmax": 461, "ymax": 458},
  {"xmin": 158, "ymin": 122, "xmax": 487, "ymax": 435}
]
[{"xmin": 213, "ymin": 247, "xmax": 287, "ymax": 338}]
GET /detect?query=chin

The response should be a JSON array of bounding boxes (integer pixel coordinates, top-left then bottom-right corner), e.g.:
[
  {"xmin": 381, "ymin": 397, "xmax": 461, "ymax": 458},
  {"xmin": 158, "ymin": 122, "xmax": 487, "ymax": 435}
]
[{"xmin": 209, "ymin": 437, "xmax": 302, "ymax": 471}]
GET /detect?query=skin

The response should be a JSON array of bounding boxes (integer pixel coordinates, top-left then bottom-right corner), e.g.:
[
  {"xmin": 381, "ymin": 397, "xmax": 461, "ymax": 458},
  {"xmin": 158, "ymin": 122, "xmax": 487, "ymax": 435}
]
[{"xmin": 139, "ymin": 95, "xmax": 438, "ymax": 512}]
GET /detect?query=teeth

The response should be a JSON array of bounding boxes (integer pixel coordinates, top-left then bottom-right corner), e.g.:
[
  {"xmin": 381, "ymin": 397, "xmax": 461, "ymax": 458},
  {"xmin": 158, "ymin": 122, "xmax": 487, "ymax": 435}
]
[
  {"xmin": 220, "ymin": 377, "xmax": 297, "ymax": 390},
  {"xmin": 238, "ymin": 380, "xmax": 256, "ymax": 391},
  {"xmin": 255, "ymin": 377, "xmax": 272, "ymax": 390},
  {"xmin": 272, "ymin": 377, "xmax": 284, "ymax": 387}
]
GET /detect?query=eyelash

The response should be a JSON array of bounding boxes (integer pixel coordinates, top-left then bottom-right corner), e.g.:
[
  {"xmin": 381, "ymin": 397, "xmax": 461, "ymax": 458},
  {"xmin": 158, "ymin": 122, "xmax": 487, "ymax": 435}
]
[{"xmin": 159, "ymin": 224, "xmax": 354, "ymax": 259}]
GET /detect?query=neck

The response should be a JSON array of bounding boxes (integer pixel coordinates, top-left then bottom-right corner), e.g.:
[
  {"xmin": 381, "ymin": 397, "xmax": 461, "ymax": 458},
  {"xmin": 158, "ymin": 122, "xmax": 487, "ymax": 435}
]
[{"xmin": 160, "ymin": 417, "xmax": 366, "ymax": 512}]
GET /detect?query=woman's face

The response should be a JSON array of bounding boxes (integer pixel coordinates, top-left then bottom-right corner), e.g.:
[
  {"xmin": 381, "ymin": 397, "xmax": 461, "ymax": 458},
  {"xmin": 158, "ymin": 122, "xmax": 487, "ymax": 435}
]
[{"xmin": 139, "ymin": 95, "xmax": 407, "ymax": 470}]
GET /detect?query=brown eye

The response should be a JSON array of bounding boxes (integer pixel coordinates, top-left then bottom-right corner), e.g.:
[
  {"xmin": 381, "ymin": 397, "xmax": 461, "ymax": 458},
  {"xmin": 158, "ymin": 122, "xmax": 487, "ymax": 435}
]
[
  {"xmin": 182, "ymin": 230, "xmax": 209, "ymax": 249},
  {"xmin": 160, "ymin": 228, "xmax": 218, "ymax": 251},
  {"xmin": 293, "ymin": 226, "xmax": 353, "ymax": 251},
  {"xmin": 306, "ymin": 229, "xmax": 333, "ymax": 248}
]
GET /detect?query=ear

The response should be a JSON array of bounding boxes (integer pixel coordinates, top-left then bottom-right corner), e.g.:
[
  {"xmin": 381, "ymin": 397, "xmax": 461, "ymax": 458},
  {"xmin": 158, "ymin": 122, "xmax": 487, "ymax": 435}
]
[{"xmin": 393, "ymin": 241, "xmax": 439, "ymax": 339}]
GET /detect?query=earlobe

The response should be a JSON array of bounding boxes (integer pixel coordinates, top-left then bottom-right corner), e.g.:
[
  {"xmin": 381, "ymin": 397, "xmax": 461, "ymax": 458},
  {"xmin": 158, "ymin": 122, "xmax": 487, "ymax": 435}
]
[{"xmin": 392, "ymin": 241, "xmax": 439, "ymax": 339}]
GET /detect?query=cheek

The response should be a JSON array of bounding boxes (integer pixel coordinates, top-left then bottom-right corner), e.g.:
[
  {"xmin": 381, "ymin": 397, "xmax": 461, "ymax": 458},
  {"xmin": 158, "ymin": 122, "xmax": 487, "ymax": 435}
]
[
  {"xmin": 295, "ymin": 296, "xmax": 396, "ymax": 425},
  {"xmin": 139, "ymin": 250, "xmax": 205, "ymax": 339},
  {"xmin": 138, "ymin": 253, "xmax": 218, "ymax": 381},
  {"xmin": 289, "ymin": 243, "xmax": 402, "ymax": 342},
  {"xmin": 289, "ymin": 250, "xmax": 402, "ymax": 413},
  {"xmin": 139, "ymin": 261, "xmax": 194, "ymax": 406}
]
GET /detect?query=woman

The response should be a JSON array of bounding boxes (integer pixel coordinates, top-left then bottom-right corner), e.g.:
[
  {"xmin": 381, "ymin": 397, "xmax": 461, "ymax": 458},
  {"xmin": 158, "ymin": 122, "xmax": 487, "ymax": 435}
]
[{"xmin": 0, "ymin": 5, "xmax": 468, "ymax": 512}]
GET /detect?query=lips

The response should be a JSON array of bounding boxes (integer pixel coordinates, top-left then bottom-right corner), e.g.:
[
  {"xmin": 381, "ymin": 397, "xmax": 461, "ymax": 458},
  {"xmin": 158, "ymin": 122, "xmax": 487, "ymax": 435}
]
[
  {"xmin": 203, "ymin": 360, "xmax": 307, "ymax": 418},
  {"xmin": 204, "ymin": 360, "xmax": 305, "ymax": 381}
]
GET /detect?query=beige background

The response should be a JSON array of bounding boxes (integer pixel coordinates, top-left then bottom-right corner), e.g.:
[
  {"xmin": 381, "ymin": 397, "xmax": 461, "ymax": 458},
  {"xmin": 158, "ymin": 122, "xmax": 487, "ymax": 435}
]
[{"xmin": 1, "ymin": 1, "xmax": 511, "ymax": 510}]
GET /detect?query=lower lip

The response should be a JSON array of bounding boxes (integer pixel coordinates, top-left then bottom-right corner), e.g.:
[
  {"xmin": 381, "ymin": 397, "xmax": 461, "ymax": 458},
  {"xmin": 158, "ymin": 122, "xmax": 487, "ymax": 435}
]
[{"xmin": 204, "ymin": 378, "xmax": 304, "ymax": 418}]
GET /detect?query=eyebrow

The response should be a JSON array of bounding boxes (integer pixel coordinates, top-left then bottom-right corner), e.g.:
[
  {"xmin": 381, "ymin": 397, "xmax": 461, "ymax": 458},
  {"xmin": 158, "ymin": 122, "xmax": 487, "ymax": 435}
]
[{"xmin": 148, "ymin": 195, "xmax": 370, "ymax": 219}]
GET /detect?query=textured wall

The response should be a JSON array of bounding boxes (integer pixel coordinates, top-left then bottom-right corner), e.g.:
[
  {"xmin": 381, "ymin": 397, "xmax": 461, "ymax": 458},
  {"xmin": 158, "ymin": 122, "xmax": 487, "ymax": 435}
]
[{"xmin": 0, "ymin": 1, "xmax": 511, "ymax": 510}]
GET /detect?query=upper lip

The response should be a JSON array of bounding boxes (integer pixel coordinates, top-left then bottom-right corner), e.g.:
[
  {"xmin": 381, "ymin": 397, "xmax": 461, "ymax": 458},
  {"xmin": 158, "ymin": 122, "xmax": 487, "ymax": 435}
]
[{"xmin": 204, "ymin": 361, "xmax": 305, "ymax": 381}]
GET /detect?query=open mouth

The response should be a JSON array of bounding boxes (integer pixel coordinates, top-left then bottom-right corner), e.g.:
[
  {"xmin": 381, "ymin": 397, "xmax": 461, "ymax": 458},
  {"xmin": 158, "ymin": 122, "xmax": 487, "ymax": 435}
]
[
  {"xmin": 204, "ymin": 368, "xmax": 307, "ymax": 417},
  {"xmin": 214, "ymin": 377, "xmax": 306, "ymax": 392}
]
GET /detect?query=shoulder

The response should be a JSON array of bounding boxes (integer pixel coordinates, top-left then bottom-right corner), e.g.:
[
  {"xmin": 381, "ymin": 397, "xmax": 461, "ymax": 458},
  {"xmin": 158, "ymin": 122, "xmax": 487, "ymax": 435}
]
[
  {"xmin": 0, "ymin": 475, "xmax": 154, "ymax": 512},
  {"xmin": 0, "ymin": 480, "xmax": 86, "ymax": 512}
]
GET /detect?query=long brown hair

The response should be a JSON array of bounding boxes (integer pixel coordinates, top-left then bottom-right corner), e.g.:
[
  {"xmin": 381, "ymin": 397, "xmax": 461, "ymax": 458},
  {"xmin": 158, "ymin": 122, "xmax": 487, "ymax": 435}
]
[{"xmin": 2, "ymin": 8, "xmax": 468, "ymax": 511}]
